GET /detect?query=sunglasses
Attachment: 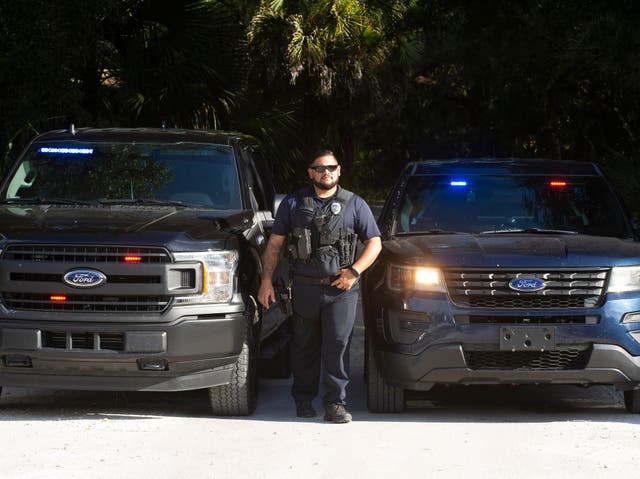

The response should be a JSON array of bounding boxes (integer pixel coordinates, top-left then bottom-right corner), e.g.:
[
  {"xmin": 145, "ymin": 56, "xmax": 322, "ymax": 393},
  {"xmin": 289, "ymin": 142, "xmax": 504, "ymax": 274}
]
[{"xmin": 310, "ymin": 164, "xmax": 339, "ymax": 173}]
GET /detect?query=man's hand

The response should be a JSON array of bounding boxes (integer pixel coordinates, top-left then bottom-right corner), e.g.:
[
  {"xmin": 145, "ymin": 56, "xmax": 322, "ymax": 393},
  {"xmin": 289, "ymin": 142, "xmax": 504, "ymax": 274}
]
[
  {"xmin": 331, "ymin": 268, "xmax": 359, "ymax": 290},
  {"xmin": 258, "ymin": 279, "xmax": 276, "ymax": 309},
  {"xmin": 259, "ymin": 233, "xmax": 286, "ymax": 308}
]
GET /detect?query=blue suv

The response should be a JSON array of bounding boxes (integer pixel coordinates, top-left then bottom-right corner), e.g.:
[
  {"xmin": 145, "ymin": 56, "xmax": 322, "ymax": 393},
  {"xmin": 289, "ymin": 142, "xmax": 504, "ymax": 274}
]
[{"xmin": 363, "ymin": 159, "xmax": 640, "ymax": 413}]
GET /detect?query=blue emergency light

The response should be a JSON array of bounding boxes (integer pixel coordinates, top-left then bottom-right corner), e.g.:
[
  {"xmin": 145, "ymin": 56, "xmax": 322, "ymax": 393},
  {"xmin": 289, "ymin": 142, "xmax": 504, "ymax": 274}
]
[
  {"xmin": 38, "ymin": 147, "xmax": 94, "ymax": 155},
  {"xmin": 450, "ymin": 180, "xmax": 468, "ymax": 187}
]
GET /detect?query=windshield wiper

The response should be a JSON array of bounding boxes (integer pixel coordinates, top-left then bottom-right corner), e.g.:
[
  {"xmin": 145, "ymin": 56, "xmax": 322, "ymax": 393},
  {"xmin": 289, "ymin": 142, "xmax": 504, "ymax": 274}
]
[
  {"xmin": 1, "ymin": 197, "xmax": 97, "ymax": 206},
  {"xmin": 98, "ymin": 198, "xmax": 187, "ymax": 207},
  {"xmin": 397, "ymin": 229, "xmax": 461, "ymax": 235},
  {"xmin": 480, "ymin": 228, "xmax": 579, "ymax": 235}
]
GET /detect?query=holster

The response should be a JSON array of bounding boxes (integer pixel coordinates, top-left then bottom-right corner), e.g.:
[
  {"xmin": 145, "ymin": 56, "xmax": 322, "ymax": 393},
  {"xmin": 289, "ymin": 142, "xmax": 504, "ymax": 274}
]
[{"xmin": 273, "ymin": 277, "xmax": 293, "ymax": 317}]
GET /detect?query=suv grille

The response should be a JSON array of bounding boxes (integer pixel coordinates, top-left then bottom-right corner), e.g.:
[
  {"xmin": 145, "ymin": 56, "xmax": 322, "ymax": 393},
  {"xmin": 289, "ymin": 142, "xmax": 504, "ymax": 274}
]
[
  {"xmin": 465, "ymin": 349, "xmax": 592, "ymax": 370},
  {"xmin": 455, "ymin": 315, "xmax": 599, "ymax": 324},
  {"xmin": 2, "ymin": 245, "xmax": 171, "ymax": 263},
  {"xmin": 444, "ymin": 269, "xmax": 608, "ymax": 309}
]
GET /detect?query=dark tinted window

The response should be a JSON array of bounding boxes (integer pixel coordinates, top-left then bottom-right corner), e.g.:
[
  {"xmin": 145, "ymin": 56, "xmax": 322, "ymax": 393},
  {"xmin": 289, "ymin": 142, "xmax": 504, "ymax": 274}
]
[
  {"xmin": 396, "ymin": 175, "xmax": 630, "ymax": 238},
  {"xmin": 4, "ymin": 141, "xmax": 241, "ymax": 209}
]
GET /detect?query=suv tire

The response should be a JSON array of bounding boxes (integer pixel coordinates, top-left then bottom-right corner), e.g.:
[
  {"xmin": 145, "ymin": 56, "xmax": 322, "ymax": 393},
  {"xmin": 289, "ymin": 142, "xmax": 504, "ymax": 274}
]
[
  {"xmin": 366, "ymin": 333, "xmax": 405, "ymax": 413},
  {"xmin": 624, "ymin": 389, "xmax": 640, "ymax": 413}
]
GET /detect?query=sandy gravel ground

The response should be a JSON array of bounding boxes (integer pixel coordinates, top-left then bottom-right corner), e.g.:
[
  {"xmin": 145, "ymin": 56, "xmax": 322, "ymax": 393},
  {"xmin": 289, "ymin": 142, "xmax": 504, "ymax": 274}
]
[{"xmin": 2, "ymin": 317, "xmax": 639, "ymax": 479}]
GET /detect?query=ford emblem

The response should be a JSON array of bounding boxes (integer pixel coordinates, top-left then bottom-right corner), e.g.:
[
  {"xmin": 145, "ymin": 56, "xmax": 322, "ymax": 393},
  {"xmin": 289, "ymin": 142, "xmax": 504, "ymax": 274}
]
[
  {"xmin": 63, "ymin": 269, "xmax": 107, "ymax": 288},
  {"xmin": 508, "ymin": 277, "xmax": 546, "ymax": 292}
]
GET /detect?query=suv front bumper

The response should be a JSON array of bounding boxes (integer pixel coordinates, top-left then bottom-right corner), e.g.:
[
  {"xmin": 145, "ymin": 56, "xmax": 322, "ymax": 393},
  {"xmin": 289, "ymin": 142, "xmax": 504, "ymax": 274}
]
[
  {"xmin": 367, "ymin": 288, "xmax": 640, "ymax": 391},
  {"xmin": 376, "ymin": 343, "xmax": 640, "ymax": 391}
]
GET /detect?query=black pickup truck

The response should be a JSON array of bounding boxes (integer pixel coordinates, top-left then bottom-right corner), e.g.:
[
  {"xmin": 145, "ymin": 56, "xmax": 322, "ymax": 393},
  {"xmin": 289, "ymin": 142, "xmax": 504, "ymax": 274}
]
[{"xmin": 0, "ymin": 127, "xmax": 290, "ymax": 415}]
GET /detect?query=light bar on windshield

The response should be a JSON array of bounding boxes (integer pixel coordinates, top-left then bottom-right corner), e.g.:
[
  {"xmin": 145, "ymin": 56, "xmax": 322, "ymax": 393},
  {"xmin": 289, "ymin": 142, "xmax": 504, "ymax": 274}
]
[
  {"xmin": 450, "ymin": 180, "xmax": 467, "ymax": 187},
  {"xmin": 38, "ymin": 147, "xmax": 94, "ymax": 155}
]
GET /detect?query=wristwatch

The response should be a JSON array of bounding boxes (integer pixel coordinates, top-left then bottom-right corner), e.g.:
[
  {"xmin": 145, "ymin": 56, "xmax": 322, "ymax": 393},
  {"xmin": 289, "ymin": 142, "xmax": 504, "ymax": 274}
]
[{"xmin": 347, "ymin": 266, "xmax": 360, "ymax": 278}]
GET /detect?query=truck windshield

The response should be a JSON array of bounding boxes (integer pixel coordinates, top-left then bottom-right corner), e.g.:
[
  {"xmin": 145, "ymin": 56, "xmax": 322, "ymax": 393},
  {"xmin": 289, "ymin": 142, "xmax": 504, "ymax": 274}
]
[
  {"xmin": 2, "ymin": 141, "xmax": 242, "ymax": 209},
  {"xmin": 396, "ymin": 175, "xmax": 631, "ymax": 238}
]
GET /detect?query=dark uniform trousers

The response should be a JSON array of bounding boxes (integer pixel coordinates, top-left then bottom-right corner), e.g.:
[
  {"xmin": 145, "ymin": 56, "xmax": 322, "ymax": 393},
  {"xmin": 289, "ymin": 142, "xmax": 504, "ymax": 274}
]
[{"xmin": 290, "ymin": 280, "xmax": 359, "ymax": 406}]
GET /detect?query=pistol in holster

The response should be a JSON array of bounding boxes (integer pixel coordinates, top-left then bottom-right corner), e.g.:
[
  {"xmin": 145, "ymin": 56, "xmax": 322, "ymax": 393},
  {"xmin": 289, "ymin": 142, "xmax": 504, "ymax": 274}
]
[{"xmin": 273, "ymin": 277, "xmax": 293, "ymax": 317}]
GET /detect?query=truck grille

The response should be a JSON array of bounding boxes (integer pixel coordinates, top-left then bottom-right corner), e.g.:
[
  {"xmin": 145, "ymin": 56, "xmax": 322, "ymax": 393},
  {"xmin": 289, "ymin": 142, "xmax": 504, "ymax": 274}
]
[
  {"xmin": 2, "ymin": 245, "xmax": 171, "ymax": 263},
  {"xmin": 465, "ymin": 349, "xmax": 591, "ymax": 370},
  {"xmin": 43, "ymin": 331, "xmax": 124, "ymax": 351},
  {"xmin": 3, "ymin": 293, "xmax": 171, "ymax": 312},
  {"xmin": 0, "ymin": 244, "xmax": 184, "ymax": 314},
  {"xmin": 444, "ymin": 268, "xmax": 608, "ymax": 309}
]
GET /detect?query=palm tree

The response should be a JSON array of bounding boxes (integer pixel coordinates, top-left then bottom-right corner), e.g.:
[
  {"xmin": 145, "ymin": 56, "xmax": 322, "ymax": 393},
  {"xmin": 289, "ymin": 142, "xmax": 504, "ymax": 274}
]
[{"xmin": 247, "ymin": 0, "xmax": 407, "ymax": 174}]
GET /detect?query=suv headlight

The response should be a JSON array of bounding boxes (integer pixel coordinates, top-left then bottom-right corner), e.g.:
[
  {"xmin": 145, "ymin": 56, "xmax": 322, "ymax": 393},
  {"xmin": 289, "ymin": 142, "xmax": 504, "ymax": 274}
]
[
  {"xmin": 173, "ymin": 250, "xmax": 239, "ymax": 304},
  {"xmin": 387, "ymin": 264, "xmax": 446, "ymax": 293},
  {"xmin": 608, "ymin": 266, "xmax": 640, "ymax": 293}
]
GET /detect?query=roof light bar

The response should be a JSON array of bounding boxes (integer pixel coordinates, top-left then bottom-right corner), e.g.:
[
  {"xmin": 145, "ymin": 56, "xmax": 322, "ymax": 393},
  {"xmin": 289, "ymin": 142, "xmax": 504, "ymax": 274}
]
[{"xmin": 450, "ymin": 180, "xmax": 467, "ymax": 187}]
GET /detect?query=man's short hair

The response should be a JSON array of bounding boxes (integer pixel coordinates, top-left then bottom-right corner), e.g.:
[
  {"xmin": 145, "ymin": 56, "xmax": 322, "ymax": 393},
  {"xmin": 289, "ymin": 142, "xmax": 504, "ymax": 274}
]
[{"xmin": 310, "ymin": 149, "xmax": 337, "ymax": 165}]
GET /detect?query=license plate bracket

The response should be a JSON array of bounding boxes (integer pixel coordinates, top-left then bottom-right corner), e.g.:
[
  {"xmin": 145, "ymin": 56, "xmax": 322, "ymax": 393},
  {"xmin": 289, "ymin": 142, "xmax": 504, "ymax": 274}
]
[{"xmin": 499, "ymin": 326, "xmax": 556, "ymax": 352}]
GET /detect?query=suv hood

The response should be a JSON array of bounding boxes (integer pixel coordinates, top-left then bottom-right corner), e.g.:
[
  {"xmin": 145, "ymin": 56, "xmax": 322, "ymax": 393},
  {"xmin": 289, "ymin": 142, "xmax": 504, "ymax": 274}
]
[
  {"xmin": 384, "ymin": 233, "xmax": 640, "ymax": 268},
  {"xmin": 0, "ymin": 205, "xmax": 252, "ymax": 250}
]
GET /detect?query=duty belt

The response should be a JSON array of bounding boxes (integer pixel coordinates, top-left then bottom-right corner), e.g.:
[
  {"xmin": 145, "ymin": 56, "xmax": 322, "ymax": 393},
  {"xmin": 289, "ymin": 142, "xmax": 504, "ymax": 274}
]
[{"xmin": 292, "ymin": 274, "xmax": 340, "ymax": 285}]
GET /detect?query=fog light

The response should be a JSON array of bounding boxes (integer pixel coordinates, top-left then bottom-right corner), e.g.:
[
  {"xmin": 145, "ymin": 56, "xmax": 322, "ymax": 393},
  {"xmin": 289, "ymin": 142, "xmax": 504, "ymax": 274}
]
[
  {"xmin": 388, "ymin": 310, "xmax": 431, "ymax": 344},
  {"xmin": 400, "ymin": 319, "xmax": 432, "ymax": 331},
  {"xmin": 138, "ymin": 358, "xmax": 168, "ymax": 371},
  {"xmin": 4, "ymin": 354, "xmax": 32, "ymax": 367},
  {"xmin": 629, "ymin": 330, "xmax": 640, "ymax": 343},
  {"xmin": 623, "ymin": 312, "xmax": 640, "ymax": 323}
]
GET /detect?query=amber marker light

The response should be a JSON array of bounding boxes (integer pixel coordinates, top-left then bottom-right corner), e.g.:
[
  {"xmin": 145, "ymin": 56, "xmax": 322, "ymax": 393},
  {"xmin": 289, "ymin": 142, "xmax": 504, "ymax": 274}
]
[
  {"xmin": 202, "ymin": 263, "xmax": 209, "ymax": 294},
  {"xmin": 50, "ymin": 295, "xmax": 67, "ymax": 302},
  {"xmin": 124, "ymin": 255, "xmax": 142, "ymax": 263},
  {"xmin": 549, "ymin": 180, "xmax": 567, "ymax": 187}
]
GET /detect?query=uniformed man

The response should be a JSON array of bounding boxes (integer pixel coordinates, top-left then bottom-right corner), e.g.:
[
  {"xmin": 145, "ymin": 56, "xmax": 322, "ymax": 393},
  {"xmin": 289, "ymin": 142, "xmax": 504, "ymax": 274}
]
[{"xmin": 258, "ymin": 149, "xmax": 382, "ymax": 423}]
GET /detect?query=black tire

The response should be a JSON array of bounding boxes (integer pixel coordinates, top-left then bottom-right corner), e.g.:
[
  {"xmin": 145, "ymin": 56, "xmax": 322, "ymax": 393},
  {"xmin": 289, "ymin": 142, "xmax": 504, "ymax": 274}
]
[
  {"xmin": 366, "ymin": 333, "xmax": 405, "ymax": 413},
  {"xmin": 624, "ymin": 389, "xmax": 640, "ymax": 413},
  {"xmin": 208, "ymin": 314, "xmax": 259, "ymax": 416}
]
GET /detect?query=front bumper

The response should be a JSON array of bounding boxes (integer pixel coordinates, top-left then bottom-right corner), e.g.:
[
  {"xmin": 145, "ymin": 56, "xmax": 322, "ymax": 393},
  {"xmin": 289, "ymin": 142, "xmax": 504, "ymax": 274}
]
[
  {"xmin": 0, "ymin": 310, "xmax": 245, "ymax": 391},
  {"xmin": 367, "ymin": 288, "xmax": 640, "ymax": 391},
  {"xmin": 376, "ymin": 343, "xmax": 640, "ymax": 391}
]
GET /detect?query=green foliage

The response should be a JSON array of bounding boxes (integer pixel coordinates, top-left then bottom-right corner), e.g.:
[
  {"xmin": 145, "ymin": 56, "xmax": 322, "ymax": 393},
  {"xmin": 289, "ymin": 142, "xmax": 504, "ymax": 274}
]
[
  {"xmin": 1, "ymin": 0, "xmax": 640, "ymax": 215},
  {"xmin": 247, "ymin": 0, "xmax": 407, "ymax": 175}
]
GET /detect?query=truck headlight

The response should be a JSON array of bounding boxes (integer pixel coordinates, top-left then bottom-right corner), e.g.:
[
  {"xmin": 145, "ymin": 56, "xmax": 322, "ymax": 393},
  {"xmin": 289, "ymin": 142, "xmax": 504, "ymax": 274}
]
[
  {"xmin": 387, "ymin": 264, "xmax": 446, "ymax": 293},
  {"xmin": 174, "ymin": 250, "xmax": 238, "ymax": 304},
  {"xmin": 608, "ymin": 266, "xmax": 640, "ymax": 293}
]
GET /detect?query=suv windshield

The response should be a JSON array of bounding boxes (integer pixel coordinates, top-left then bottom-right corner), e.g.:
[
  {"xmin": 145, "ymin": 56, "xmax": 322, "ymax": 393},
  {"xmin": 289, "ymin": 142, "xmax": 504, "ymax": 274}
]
[
  {"xmin": 2, "ymin": 141, "xmax": 242, "ymax": 209},
  {"xmin": 396, "ymin": 174, "xmax": 630, "ymax": 238}
]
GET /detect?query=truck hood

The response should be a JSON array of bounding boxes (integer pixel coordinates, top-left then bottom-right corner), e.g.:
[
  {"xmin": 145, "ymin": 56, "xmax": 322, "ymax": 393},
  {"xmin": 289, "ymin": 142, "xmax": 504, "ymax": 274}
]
[
  {"xmin": 0, "ymin": 205, "xmax": 253, "ymax": 251},
  {"xmin": 383, "ymin": 233, "xmax": 640, "ymax": 267}
]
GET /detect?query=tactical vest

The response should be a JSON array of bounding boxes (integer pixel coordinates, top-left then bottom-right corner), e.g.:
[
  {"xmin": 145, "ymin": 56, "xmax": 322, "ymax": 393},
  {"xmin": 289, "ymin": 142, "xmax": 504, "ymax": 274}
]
[{"xmin": 287, "ymin": 186, "xmax": 358, "ymax": 276}]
